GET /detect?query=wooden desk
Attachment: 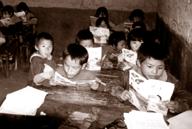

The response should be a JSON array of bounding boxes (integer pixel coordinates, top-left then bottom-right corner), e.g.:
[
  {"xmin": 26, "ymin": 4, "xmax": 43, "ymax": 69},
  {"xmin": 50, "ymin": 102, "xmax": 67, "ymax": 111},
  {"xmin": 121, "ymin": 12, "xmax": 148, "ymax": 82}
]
[
  {"xmin": 36, "ymin": 69, "xmax": 133, "ymax": 128},
  {"xmin": 37, "ymin": 87, "xmax": 134, "ymax": 128},
  {"xmin": 0, "ymin": 69, "xmax": 133, "ymax": 129}
]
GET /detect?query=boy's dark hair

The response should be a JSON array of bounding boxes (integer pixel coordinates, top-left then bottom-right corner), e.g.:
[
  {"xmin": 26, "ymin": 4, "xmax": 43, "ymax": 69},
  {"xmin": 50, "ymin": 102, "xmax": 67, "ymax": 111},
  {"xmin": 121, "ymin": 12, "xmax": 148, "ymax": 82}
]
[
  {"xmin": 108, "ymin": 31, "xmax": 126, "ymax": 47},
  {"xmin": 35, "ymin": 32, "xmax": 54, "ymax": 47},
  {"xmin": 138, "ymin": 42, "xmax": 168, "ymax": 64},
  {"xmin": 95, "ymin": 6, "xmax": 109, "ymax": 18},
  {"xmin": 95, "ymin": 17, "xmax": 110, "ymax": 29},
  {"xmin": 2, "ymin": 5, "xmax": 14, "ymax": 16},
  {"xmin": 127, "ymin": 28, "xmax": 145, "ymax": 48},
  {"xmin": 16, "ymin": 2, "xmax": 30, "ymax": 13},
  {"xmin": 129, "ymin": 9, "xmax": 145, "ymax": 21},
  {"xmin": 76, "ymin": 29, "xmax": 94, "ymax": 44},
  {"xmin": 63, "ymin": 43, "xmax": 88, "ymax": 65}
]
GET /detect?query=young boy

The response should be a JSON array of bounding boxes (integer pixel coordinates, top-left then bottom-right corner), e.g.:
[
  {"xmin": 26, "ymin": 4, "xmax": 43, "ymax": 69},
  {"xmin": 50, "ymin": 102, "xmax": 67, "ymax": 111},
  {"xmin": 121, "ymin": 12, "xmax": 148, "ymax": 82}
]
[
  {"xmin": 50, "ymin": 43, "xmax": 99, "ymax": 89},
  {"xmin": 120, "ymin": 43, "xmax": 192, "ymax": 114},
  {"xmin": 76, "ymin": 29, "xmax": 94, "ymax": 48},
  {"xmin": 29, "ymin": 32, "xmax": 56, "ymax": 86}
]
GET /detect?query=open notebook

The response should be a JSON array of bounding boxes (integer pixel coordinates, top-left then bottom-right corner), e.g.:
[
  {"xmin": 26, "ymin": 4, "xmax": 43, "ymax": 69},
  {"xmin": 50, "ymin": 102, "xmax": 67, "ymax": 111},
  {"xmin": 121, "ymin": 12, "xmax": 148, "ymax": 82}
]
[{"xmin": 127, "ymin": 69, "xmax": 175, "ymax": 115}]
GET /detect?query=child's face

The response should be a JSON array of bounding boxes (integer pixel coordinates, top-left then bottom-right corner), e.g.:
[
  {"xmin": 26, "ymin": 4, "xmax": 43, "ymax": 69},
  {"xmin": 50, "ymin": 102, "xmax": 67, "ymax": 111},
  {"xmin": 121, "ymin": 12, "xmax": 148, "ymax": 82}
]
[
  {"xmin": 80, "ymin": 39, "xmax": 94, "ymax": 48},
  {"xmin": 99, "ymin": 12, "xmax": 107, "ymax": 18},
  {"xmin": 3, "ymin": 12, "xmax": 11, "ymax": 19},
  {"xmin": 99, "ymin": 21, "xmax": 108, "ymax": 28},
  {"xmin": 140, "ymin": 57, "xmax": 165, "ymax": 80},
  {"xmin": 130, "ymin": 40, "xmax": 143, "ymax": 52},
  {"xmin": 36, "ymin": 39, "xmax": 53, "ymax": 59},
  {"xmin": 116, "ymin": 40, "xmax": 126, "ymax": 51},
  {"xmin": 133, "ymin": 16, "xmax": 142, "ymax": 23},
  {"xmin": 63, "ymin": 55, "xmax": 82, "ymax": 78}
]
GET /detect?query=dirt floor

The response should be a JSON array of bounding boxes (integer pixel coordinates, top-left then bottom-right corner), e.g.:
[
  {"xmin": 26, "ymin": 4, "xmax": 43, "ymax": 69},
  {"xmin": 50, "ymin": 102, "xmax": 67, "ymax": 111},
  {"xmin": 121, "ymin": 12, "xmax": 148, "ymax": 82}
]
[{"xmin": 0, "ymin": 68, "xmax": 29, "ymax": 103}]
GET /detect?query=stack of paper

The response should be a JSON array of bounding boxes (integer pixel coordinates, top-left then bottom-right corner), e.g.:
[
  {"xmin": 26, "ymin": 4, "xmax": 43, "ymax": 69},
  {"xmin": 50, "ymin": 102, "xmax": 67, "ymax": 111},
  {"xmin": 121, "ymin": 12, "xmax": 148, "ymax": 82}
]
[
  {"xmin": 124, "ymin": 110, "xmax": 169, "ymax": 129},
  {"xmin": 0, "ymin": 86, "xmax": 48, "ymax": 116}
]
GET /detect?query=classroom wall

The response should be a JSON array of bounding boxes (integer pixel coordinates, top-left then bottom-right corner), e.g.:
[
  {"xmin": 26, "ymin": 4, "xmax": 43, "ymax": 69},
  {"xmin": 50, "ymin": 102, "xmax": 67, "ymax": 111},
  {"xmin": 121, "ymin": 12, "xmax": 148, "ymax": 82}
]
[
  {"xmin": 157, "ymin": 0, "xmax": 192, "ymax": 91},
  {"xmin": 1, "ymin": 0, "xmax": 157, "ymax": 12}
]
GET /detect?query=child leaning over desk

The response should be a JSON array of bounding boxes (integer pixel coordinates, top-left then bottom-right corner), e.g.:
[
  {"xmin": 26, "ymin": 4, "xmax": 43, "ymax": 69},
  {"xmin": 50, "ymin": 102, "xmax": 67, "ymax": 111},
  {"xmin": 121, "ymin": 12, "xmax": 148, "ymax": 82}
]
[
  {"xmin": 50, "ymin": 43, "xmax": 100, "ymax": 90},
  {"xmin": 29, "ymin": 32, "xmax": 56, "ymax": 86},
  {"xmin": 119, "ymin": 43, "xmax": 192, "ymax": 114}
]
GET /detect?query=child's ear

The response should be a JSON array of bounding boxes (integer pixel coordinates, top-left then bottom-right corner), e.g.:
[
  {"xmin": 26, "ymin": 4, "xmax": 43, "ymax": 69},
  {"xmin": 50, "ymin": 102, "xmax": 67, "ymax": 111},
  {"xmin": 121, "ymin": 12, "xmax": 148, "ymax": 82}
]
[{"xmin": 35, "ymin": 45, "xmax": 39, "ymax": 51}]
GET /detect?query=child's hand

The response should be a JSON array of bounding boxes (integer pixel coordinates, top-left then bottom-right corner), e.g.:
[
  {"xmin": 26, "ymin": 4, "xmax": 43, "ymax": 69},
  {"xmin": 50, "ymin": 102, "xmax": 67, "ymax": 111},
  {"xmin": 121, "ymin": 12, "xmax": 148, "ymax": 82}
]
[
  {"xmin": 90, "ymin": 82, "xmax": 99, "ymax": 90},
  {"xmin": 120, "ymin": 90, "xmax": 130, "ymax": 101},
  {"xmin": 43, "ymin": 64, "xmax": 54, "ymax": 79},
  {"xmin": 118, "ymin": 61, "xmax": 133, "ymax": 71},
  {"xmin": 33, "ymin": 73, "xmax": 46, "ymax": 85},
  {"xmin": 42, "ymin": 70, "xmax": 54, "ymax": 79},
  {"xmin": 166, "ymin": 101, "xmax": 180, "ymax": 113}
]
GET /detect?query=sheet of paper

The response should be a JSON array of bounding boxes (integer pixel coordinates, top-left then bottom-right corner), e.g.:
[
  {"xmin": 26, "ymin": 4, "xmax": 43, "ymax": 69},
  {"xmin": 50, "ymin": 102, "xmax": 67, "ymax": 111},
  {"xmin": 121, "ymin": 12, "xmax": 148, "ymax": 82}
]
[
  {"xmin": 89, "ymin": 26, "xmax": 110, "ymax": 44},
  {"xmin": 43, "ymin": 64, "xmax": 54, "ymax": 73},
  {"xmin": 139, "ymin": 79, "xmax": 175, "ymax": 101},
  {"xmin": 53, "ymin": 72, "xmax": 96, "ymax": 86},
  {"xmin": 124, "ymin": 110, "xmax": 169, "ymax": 129},
  {"xmin": 168, "ymin": 110, "xmax": 192, "ymax": 129},
  {"xmin": 86, "ymin": 47, "xmax": 102, "ymax": 71},
  {"xmin": 54, "ymin": 71, "xmax": 76, "ymax": 84},
  {"xmin": 122, "ymin": 48, "xmax": 137, "ymax": 65},
  {"xmin": 0, "ymin": 86, "xmax": 48, "ymax": 116},
  {"xmin": 129, "ymin": 69, "xmax": 147, "ymax": 89}
]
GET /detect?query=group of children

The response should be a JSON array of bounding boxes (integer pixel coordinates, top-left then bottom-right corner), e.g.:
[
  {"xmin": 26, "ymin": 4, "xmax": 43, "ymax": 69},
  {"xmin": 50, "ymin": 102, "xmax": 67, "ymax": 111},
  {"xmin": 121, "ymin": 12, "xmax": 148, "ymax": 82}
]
[
  {"xmin": 30, "ymin": 8, "xmax": 192, "ymax": 116},
  {"xmin": 0, "ymin": 1, "xmax": 38, "ymax": 65},
  {"xmin": 0, "ymin": 3, "xmax": 188, "ymax": 128}
]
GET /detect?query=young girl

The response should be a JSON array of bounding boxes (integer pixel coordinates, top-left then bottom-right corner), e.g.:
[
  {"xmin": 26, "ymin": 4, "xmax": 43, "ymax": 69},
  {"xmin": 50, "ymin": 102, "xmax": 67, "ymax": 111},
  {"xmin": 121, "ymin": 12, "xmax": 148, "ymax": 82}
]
[
  {"xmin": 127, "ymin": 28, "xmax": 145, "ymax": 52},
  {"xmin": 29, "ymin": 32, "xmax": 56, "ymax": 86},
  {"xmin": 117, "ymin": 28, "xmax": 145, "ymax": 71},
  {"xmin": 101, "ymin": 31, "xmax": 126, "ymax": 69},
  {"xmin": 92, "ymin": 6, "xmax": 116, "ymax": 29},
  {"xmin": 96, "ymin": 17, "xmax": 111, "ymax": 30}
]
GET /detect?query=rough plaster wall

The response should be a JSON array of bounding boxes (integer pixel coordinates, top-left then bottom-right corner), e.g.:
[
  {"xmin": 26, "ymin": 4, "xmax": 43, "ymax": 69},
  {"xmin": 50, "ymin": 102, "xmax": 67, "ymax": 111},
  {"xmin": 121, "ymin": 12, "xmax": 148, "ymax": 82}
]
[
  {"xmin": 158, "ymin": 0, "xmax": 192, "ymax": 46},
  {"xmin": 157, "ymin": 0, "xmax": 192, "ymax": 91},
  {"xmin": 1, "ymin": 0, "xmax": 157, "ymax": 12}
]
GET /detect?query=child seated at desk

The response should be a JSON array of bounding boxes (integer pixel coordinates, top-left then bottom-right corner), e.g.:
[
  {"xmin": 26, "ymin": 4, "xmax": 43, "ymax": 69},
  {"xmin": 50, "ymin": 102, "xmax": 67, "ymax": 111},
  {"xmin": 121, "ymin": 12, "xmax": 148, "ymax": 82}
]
[
  {"xmin": 50, "ymin": 43, "xmax": 100, "ymax": 90},
  {"xmin": 120, "ymin": 43, "xmax": 192, "ymax": 114},
  {"xmin": 90, "ymin": 6, "xmax": 116, "ymax": 30},
  {"xmin": 76, "ymin": 28, "xmax": 94, "ymax": 48},
  {"xmin": 101, "ymin": 31, "xmax": 126, "ymax": 69},
  {"xmin": 29, "ymin": 32, "xmax": 56, "ymax": 86},
  {"xmin": 15, "ymin": 2, "xmax": 38, "ymax": 47}
]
